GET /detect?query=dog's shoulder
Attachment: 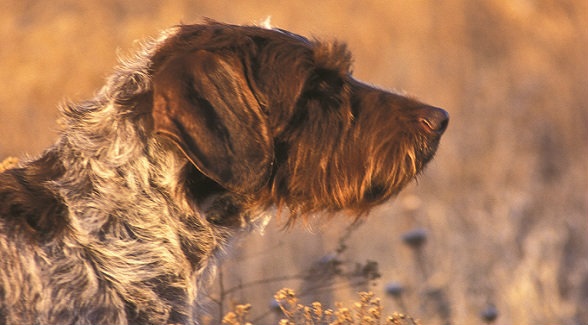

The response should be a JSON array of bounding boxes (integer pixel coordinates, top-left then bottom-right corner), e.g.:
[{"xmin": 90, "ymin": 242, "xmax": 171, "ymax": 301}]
[{"xmin": 0, "ymin": 150, "xmax": 68, "ymax": 242}]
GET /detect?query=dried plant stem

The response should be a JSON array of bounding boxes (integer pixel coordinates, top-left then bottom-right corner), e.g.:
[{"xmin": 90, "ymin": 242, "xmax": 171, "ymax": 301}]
[
  {"xmin": 219, "ymin": 266, "xmax": 226, "ymax": 322},
  {"xmin": 224, "ymin": 274, "xmax": 307, "ymax": 296}
]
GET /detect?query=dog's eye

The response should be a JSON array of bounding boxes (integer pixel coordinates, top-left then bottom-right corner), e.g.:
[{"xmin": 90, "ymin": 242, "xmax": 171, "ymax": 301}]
[
  {"xmin": 314, "ymin": 68, "xmax": 344, "ymax": 93},
  {"xmin": 300, "ymin": 68, "xmax": 345, "ymax": 110}
]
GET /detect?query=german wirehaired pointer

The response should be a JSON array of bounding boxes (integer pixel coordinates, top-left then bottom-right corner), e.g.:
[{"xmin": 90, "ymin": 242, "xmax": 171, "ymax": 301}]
[{"xmin": 0, "ymin": 21, "xmax": 448, "ymax": 324}]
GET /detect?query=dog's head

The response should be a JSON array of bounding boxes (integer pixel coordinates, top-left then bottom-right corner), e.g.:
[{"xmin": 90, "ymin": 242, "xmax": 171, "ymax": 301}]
[{"xmin": 150, "ymin": 22, "xmax": 448, "ymax": 221}]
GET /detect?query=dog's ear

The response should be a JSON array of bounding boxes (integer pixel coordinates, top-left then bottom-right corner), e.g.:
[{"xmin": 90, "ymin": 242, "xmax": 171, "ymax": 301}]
[{"xmin": 152, "ymin": 50, "xmax": 273, "ymax": 194}]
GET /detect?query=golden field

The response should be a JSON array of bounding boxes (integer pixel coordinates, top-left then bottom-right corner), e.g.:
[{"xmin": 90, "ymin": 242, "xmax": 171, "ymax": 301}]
[{"xmin": 1, "ymin": 1, "xmax": 586, "ymax": 324}]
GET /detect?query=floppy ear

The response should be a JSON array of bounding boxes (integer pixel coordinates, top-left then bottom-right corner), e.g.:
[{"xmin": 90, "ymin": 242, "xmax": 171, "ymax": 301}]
[{"xmin": 152, "ymin": 50, "xmax": 273, "ymax": 194}]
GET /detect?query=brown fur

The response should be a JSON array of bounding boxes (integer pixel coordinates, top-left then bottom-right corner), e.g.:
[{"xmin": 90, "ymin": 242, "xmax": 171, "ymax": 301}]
[{"xmin": 0, "ymin": 21, "xmax": 447, "ymax": 324}]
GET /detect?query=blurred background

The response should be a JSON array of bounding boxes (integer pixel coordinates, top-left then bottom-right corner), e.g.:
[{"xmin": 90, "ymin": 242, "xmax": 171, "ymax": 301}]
[{"xmin": 1, "ymin": 1, "xmax": 586, "ymax": 324}]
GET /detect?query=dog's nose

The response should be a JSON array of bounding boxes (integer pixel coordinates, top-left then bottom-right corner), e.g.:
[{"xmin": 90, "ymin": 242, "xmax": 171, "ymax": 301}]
[{"xmin": 417, "ymin": 106, "xmax": 449, "ymax": 134}]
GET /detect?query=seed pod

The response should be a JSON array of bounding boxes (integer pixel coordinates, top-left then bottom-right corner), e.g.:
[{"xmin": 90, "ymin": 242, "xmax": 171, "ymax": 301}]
[
  {"xmin": 402, "ymin": 228, "xmax": 428, "ymax": 248},
  {"xmin": 385, "ymin": 282, "xmax": 404, "ymax": 297},
  {"xmin": 480, "ymin": 304, "xmax": 498, "ymax": 323}
]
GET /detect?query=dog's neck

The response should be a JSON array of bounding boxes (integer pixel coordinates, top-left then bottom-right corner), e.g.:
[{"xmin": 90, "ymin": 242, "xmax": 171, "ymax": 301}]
[{"xmin": 37, "ymin": 40, "xmax": 268, "ymax": 320}]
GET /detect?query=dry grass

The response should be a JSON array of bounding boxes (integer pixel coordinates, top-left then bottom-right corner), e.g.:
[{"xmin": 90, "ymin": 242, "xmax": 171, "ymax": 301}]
[
  {"xmin": 221, "ymin": 289, "xmax": 420, "ymax": 325},
  {"xmin": 1, "ymin": 1, "xmax": 586, "ymax": 324}
]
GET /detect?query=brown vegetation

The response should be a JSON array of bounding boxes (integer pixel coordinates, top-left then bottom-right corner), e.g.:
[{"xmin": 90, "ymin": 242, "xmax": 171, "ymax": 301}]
[
  {"xmin": 221, "ymin": 289, "xmax": 420, "ymax": 325},
  {"xmin": 1, "ymin": 1, "xmax": 586, "ymax": 324}
]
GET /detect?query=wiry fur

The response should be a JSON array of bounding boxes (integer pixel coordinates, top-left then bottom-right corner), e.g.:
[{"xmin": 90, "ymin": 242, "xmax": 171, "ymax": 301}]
[{"xmin": 0, "ymin": 21, "xmax": 447, "ymax": 324}]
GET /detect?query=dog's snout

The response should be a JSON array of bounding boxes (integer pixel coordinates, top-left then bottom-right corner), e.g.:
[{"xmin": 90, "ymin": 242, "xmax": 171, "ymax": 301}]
[{"xmin": 417, "ymin": 106, "xmax": 449, "ymax": 134}]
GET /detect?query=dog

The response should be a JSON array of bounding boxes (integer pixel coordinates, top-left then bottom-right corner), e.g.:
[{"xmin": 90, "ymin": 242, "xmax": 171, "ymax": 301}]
[{"xmin": 0, "ymin": 21, "xmax": 448, "ymax": 324}]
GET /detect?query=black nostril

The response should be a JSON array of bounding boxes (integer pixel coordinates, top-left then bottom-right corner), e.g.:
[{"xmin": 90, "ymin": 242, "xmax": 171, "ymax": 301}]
[{"xmin": 418, "ymin": 106, "xmax": 449, "ymax": 133}]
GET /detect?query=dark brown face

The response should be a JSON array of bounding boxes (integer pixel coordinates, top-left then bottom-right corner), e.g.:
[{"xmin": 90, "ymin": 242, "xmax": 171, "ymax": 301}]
[{"xmin": 151, "ymin": 22, "xmax": 448, "ymax": 220}]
